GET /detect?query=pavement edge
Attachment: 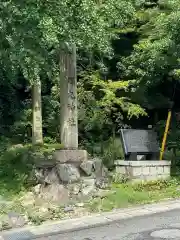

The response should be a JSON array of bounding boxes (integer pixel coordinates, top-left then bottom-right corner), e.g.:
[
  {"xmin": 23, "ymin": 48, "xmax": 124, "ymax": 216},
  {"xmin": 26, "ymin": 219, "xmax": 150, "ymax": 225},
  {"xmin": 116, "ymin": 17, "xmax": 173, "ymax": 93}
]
[{"xmin": 1, "ymin": 199, "xmax": 180, "ymax": 240}]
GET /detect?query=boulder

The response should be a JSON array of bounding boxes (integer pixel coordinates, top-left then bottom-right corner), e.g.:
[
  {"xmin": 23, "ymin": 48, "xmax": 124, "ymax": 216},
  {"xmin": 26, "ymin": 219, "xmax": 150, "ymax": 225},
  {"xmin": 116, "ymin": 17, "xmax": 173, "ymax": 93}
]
[
  {"xmin": 57, "ymin": 164, "xmax": 80, "ymax": 183},
  {"xmin": 0, "ymin": 216, "xmax": 12, "ymax": 230},
  {"xmin": 44, "ymin": 168, "xmax": 60, "ymax": 184},
  {"xmin": 64, "ymin": 206, "xmax": 74, "ymax": 213},
  {"xmin": 81, "ymin": 178, "xmax": 96, "ymax": 196},
  {"xmin": 53, "ymin": 150, "xmax": 88, "ymax": 163},
  {"xmin": 67, "ymin": 183, "xmax": 81, "ymax": 195},
  {"xmin": 32, "ymin": 165, "xmax": 60, "ymax": 185},
  {"xmin": 34, "ymin": 160, "xmax": 56, "ymax": 168},
  {"xmin": 33, "ymin": 168, "xmax": 44, "ymax": 183},
  {"xmin": 39, "ymin": 184, "xmax": 69, "ymax": 203},
  {"xmin": 93, "ymin": 158, "xmax": 108, "ymax": 178},
  {"xmin": 80, "ymin": 160, "xmax": 93, "ymax": 176},
  {"xmin": 33, "ymin": 184, "xmax": 42, "ymax": 195},
  {"xmin": 7, "ymin": 212, "xmax": 27, "ymax": 228},
  {"xmin": 95, "ymin": 177, "xmax": 109, "ymax": 189}
]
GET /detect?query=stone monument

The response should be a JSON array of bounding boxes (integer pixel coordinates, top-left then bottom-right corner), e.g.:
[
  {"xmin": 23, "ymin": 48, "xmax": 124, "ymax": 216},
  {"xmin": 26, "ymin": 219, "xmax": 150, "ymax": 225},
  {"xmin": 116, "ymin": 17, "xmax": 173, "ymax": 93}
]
[
  {"xmin": 115, "ymin": 129, "xmax": 171, "ymax": 182},
  {"xmin": 57, "ymin": 43, "xmax": 88, "ymax": 162},
  {"xmin": 31, "ymin": 44, "xmax": 108, "ymax": 203},
  {"xmin": 120, "ymin": 129, "xmax": 159, "ymax": 160}
]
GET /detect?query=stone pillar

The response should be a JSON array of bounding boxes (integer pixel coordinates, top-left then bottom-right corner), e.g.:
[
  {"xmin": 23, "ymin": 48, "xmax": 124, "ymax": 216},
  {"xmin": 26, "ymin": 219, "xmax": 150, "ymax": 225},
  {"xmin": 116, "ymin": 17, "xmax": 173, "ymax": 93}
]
[
  {"xmin": 60, "ymin": 44, "xmax": 78, "ymax": 149},
  {"xmin": 32, "ymin": 78, "xmax": 43, "ymax": 145}
]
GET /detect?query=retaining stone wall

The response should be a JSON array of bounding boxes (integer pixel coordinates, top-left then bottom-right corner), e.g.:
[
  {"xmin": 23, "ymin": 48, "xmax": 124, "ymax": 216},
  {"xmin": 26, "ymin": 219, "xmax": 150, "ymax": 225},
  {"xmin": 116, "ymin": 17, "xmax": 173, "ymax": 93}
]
[{"xmin": 115, "ymin": 160, "xmax": 171, "ymax": 182}]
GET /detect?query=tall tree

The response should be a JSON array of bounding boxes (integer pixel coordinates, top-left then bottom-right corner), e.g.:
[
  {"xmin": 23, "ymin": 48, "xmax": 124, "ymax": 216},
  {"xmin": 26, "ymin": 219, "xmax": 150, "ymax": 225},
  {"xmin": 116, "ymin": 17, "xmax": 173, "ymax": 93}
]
[
  {"xmin": 0, "ymin": 0, "xmax": 135, "ymax": 145},
  {"xmin": 120, "ymin": 0, "xmax": 180, "ymax": 110}
]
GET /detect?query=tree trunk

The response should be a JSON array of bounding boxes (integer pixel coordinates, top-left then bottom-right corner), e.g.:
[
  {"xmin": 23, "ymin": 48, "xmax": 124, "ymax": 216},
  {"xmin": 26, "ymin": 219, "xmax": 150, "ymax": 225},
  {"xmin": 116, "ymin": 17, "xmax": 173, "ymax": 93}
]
[{"xmin": 32, "ymin": 79, "xmax": 43, "ymax": 145}]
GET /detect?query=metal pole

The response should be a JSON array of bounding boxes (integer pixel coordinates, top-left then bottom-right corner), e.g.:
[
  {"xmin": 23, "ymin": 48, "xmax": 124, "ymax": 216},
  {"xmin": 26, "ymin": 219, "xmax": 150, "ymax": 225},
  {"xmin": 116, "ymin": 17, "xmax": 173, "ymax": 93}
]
[{"xmin": 159, "ymin": 110, "xmax": 172, "ymax": 160}]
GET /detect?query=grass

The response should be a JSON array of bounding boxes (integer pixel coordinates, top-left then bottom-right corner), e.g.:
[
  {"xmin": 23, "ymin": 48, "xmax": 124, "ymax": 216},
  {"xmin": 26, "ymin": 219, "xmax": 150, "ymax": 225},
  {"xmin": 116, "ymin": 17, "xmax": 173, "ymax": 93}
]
[
  {"xmin": 0, "ymin": 143, "xmax": 63, "ymax": 199},
  {"xmin": 1, "ymin": 142, "xmax": 180, "ymax": 227},
  {"xmin": 87, "ymin": 178, "xmax": 180, "ymax": 212},
  {"xmin": 0, "ymin": 142, "xmax": 66, "ymax": 227},
  {"xmin": 0, "ymin": 177, "xmax": 180, "ymax": 227}
]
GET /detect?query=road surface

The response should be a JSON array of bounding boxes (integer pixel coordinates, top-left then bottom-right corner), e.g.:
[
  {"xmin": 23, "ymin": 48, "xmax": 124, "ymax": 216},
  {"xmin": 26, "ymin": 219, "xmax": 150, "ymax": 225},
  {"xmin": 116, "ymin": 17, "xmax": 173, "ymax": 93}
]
[{"xmin": 36, "ymin": 209, "xmax": 180, "ymax": 240}]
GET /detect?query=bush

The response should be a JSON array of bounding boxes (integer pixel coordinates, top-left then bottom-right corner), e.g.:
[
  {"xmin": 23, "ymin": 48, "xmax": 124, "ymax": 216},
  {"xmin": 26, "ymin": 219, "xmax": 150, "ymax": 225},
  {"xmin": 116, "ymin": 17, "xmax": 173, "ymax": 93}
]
[
  {"xmin": 0, "ymin": 143, "xmax": 63, "ymax": 196},
  {"xmin": 112, "ymin": 172, "xmax": 129, "ymax": 184},
  {"xmin": 101, "ymin": 137, "xmax": 124, "ymax": 168},
  {"xmin": 131, "ymin": 178, "xmax": 179, "ymax": 192}
]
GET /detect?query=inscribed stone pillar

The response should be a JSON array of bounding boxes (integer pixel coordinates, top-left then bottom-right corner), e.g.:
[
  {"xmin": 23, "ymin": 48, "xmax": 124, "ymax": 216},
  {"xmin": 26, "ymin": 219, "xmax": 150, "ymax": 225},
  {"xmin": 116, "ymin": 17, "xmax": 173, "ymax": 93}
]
[
  {"xmin": 32, "ymin": 79, "xmax": 43, "ymax": 145},
  {"xmin": 60, "ymin": 44, "xmax": 78, "ymax": 149}
]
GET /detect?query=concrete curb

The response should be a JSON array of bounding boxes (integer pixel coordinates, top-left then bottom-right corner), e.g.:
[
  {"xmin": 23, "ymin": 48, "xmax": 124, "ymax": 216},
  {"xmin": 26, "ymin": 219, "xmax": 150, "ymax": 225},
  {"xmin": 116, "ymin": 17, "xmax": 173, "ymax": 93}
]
[{"xmin": 1, "ymin": 199, "xmax": 180, "ymax": 240}]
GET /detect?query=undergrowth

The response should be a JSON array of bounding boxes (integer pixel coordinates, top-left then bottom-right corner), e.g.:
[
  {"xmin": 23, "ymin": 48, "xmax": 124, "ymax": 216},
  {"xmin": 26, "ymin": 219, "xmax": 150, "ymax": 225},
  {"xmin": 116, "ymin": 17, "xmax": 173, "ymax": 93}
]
[
  {"xmin": 87, "ymin": 178, "xmax": 180, "ymax": 212},
  {"xmin": 0, "ymin": 143, "xmax": 62, "ymax": 198}
]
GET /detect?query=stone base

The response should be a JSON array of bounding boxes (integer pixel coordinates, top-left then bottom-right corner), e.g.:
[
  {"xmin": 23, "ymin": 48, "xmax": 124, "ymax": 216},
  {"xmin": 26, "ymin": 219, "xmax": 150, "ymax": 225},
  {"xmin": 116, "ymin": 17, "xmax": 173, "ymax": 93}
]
[
  {"xmin": 115, "ymin": 160, "xmax": 171, "ymax": 182},
  {"xmin": 53, "ymin": 149, "xmax": 88, "ymax": 163},
  {"xmin": 32, "ymin": 153, "xmax": 109, "ymax": 203}
]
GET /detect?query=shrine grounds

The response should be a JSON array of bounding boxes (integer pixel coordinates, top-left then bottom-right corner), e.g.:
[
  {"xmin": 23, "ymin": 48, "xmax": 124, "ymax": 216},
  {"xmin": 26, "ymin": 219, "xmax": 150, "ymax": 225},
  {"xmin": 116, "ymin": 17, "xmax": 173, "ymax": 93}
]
[{"xmin": 0, "ymin": 143, "xmax": 179, "ymax": 231}]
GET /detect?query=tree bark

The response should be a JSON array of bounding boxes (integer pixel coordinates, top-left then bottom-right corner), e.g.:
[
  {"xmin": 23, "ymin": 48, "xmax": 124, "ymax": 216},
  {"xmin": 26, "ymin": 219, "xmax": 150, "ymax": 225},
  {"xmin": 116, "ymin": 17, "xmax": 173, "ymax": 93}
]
[{"xmin": 32, "ymin": 79, "xmax": 43, "ymax": 145}]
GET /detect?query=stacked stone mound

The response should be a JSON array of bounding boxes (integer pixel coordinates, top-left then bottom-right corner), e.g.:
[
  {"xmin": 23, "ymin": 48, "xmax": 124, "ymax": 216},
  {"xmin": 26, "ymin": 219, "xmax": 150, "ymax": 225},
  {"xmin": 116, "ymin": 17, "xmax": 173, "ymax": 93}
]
[{"xmin": 32, "ymin": 150, "xmax": 109, "ymax": 203}]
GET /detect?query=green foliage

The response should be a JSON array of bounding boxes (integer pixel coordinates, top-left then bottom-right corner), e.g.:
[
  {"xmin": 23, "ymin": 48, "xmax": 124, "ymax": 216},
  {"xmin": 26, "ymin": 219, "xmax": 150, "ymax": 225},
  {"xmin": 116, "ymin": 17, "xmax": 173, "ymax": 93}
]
[
  {"xmin": 101, "ymin": 137, "xmax": 124, "ymax": 168},
  {"xmin": 90, "ymin": 72, "xmax": 147, "ymax": 119},
  {"xmin": 0, "ymin": 145, "xmax": 33, "ymax": 196},
  {"xmin": 78, "ymin": 71, "xmax": 146, "ymax": 154},
  {"xmin": 0, "ymin": 143, "xmax": 62, "ymax": 197},
  {"xmin": 1, "ymin": 0, "xmax": 180, "ymax": 171},
  {"xmin": 112, "ymin": 172, "xmax": 129, "ymax": 184},
  {"xmin": 131, "ymin": 179, "xmax": 177, "ymax": 192},
  {"xmin": 155, "ymin": 114, "xmax": 180, "ymax": 163},
  {"xmin": 82, "ymin": 136, "xmax": 124, "ymax": 168},
  {"xmin": 78, "ymin": 72, "xmax": 113, "ymax": 146},
  {"xmin": 121, "ymin": 0, "xmax": 180, "ymax": 110},
  {"xmin": 78, "ymin": 70, "xmax": 146, "ymax": 162},
  {"xmin": 88, "ymin": 177, "xmax": 180, "ymax": 212},
  {"xmin": 0, "ymin": 0, "xmax": 139, "ymax": 150},
  {"xmin": 0, "ymin": 0, "xmax": 135, "ymax": 83}
]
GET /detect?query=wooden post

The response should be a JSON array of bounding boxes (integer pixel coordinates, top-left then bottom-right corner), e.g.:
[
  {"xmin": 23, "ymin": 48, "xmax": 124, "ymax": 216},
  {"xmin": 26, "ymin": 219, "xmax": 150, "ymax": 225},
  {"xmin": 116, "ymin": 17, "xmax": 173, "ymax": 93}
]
[{"xmin": 60, "ymin": 44, "xmax": 78, "ymax": 149}]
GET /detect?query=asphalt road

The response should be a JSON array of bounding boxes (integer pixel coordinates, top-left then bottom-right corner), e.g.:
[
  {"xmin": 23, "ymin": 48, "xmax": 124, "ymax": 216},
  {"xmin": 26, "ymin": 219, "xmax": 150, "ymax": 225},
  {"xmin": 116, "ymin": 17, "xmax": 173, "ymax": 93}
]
[{"xmin": 36, "ymin": 209, "xmax": 180, "ymax": 240}]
